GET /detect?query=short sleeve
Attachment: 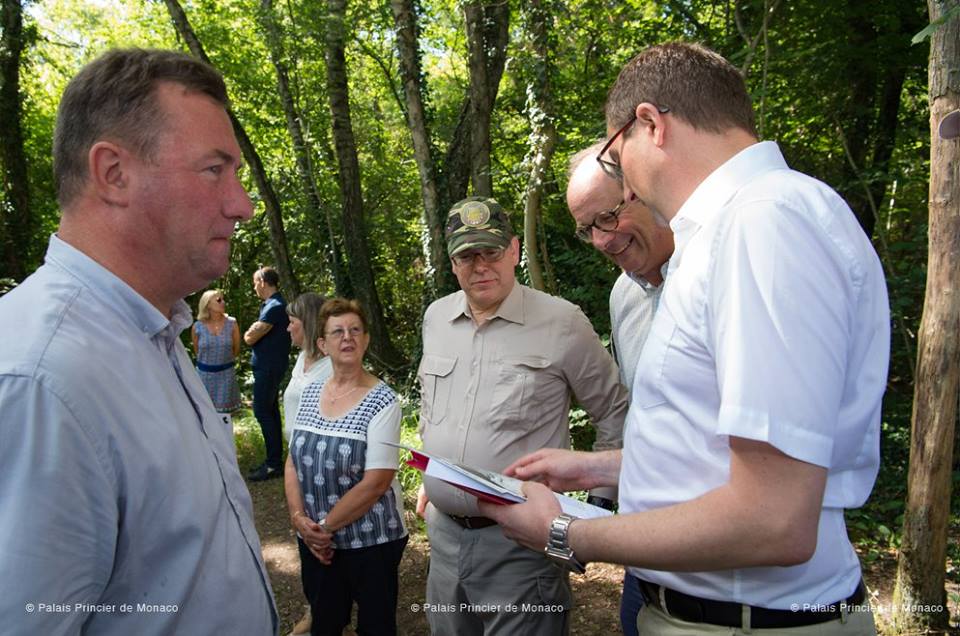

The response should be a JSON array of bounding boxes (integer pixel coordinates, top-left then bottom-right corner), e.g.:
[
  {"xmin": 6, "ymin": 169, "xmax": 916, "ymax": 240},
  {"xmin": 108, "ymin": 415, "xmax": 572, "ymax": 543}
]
[
  {"xmin": 365, "ymin": 398, "xmax": 402, "ymax": 471},
  {"xmin": 260, "ymin": 301, "xmax": 286, "ymax": 326},
  {"xmin": 711, "ymin": 202, "xmax": 850, "ymax": 467}
]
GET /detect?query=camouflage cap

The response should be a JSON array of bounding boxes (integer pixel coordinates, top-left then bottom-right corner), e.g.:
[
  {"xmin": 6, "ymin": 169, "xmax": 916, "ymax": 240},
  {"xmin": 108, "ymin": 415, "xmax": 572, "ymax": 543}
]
[{"xmin": 445, "ymin": 197, "xmax": 513, "ymax": 257}]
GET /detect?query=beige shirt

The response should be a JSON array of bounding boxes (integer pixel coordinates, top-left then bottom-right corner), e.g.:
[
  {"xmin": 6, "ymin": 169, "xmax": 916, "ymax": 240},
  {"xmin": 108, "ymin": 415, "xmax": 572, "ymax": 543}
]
[{"xmin": 418, "ymin": 283, "xmax": 627, "ymax": 516}]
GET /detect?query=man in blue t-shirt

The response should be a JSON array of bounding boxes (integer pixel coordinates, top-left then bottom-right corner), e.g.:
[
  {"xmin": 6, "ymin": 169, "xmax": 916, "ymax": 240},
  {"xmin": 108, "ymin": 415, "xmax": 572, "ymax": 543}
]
[{"xmin": 244, "ymin": 266, "xmax": 292, "ymax": 481}]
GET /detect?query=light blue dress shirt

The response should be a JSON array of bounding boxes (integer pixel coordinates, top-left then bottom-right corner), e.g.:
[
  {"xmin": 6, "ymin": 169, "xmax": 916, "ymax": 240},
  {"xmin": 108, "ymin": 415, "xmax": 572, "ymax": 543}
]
[{"xmin": 0, "ymin": 235, "xmax": 277, "ymax": 635}]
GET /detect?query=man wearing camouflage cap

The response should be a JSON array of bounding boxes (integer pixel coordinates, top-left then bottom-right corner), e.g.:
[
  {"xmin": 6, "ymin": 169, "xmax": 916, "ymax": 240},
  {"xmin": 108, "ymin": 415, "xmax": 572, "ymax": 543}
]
[{"xmin": 415, "ymin": 196, "xmax": 628, "ymax": 634}]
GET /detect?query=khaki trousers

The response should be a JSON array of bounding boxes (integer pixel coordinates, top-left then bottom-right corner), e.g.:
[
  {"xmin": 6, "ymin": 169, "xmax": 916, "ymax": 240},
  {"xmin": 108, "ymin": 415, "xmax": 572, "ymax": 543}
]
[
  {"xmin": 424, "ymin": 503, "xmax": 571, "ymax": 635},
  {"xmin": 636, "ymin": 601, "xmax": 876, "ymax": 636}
]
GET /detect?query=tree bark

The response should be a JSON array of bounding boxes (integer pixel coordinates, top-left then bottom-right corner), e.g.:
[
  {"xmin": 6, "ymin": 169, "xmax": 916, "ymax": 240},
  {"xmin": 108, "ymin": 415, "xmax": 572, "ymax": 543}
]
[
  {"xmin": 324, "ymin": 0, "xmax": 405, "ymax": 371},
  {"xmin": 0, "ymin": 0, "xmax": 31, "ymax": 282},
  {"xmin": 892, "ymin": 2, "xmax": 959, "ymax": 633},
  {"xmin": 258, "ymin": 0, "xmax": 347, "ymax": 296},
  {"xmin": 162, "ymin": 0, "xmax": 300, "ymax": 298},
  {"xmin": 834, "ymin": 1, "xmax": 925, "ymax": 239},
  {"xmin": 389, "ymin": 0, "xmax": 449, "ymax": 300},
  {"xmin": 520, "ymin": 0, "xmax": 556, "ymax": 292},
  {"xmin": 463, "ymin": 0, "xmax": 509, "ymax": 198}
]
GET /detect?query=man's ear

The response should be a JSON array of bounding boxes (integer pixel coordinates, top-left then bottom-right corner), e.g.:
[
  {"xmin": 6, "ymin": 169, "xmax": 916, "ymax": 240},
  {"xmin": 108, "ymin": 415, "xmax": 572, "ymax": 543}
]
[
  {"xmin": 509, "ymin": 235, "xmax": 521, "ymax": 265},
  {"xmin": 88, "ymin": 141, "xmax": 132, "ymax": 206},
  {"xmin": 634, "ymin": 102, "xmax": 668, "ymax": 147}
]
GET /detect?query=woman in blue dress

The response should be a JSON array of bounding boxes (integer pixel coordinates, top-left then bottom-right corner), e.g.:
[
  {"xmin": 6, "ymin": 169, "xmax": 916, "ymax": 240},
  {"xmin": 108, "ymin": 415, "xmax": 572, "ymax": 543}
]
[{"xmin": 192, "ymin": 289, "xmax": 241, "ymax": 424}]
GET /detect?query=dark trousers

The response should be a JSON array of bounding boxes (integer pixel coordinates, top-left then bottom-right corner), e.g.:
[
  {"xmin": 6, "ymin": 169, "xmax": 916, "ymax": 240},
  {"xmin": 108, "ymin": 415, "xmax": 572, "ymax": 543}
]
[
  {"xmin": 621, "ymin": 573, "xmax": 644, "ymax": 636},
  {"xmin": 252, "ymin": 365, "xmax": 285, "ymax": 469},
  {"xmin": 298, "ymin": 535, "xmax": 408, "ymax": 636}
]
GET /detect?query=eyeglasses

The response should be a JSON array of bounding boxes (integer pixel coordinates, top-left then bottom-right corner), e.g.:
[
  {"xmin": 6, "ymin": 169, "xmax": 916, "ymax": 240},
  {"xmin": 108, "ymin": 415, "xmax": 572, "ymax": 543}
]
[
  {"xmin": 325, "ymin": 326, "xmax": 364, "ymax": 340},
  {"xmin": 596, "ymin": 105, "xmax": 670, "ymax": 181},
  {"xmin": 451, "ymin": 246, "xmax": 506, "ymax": 267},
  {"xmin": 215, "ymin": 297, "xmax": 224, "ymax": 303},
  {"xmin": 574, "ymin": 200, "xmax": 627, "ymax": 242}
]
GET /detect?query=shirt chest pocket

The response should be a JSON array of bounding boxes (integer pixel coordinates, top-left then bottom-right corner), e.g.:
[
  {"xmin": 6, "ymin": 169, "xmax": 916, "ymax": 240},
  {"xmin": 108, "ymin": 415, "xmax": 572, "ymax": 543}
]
[
  {"xmin": 489, "ymin": 355, "xmax": 551, "ymax": 428},
  {"xmin": 419, "ymin": 354, "xmax": 457, "ymax": 427},
  {"xmin": 633, "ymin": 313, "xmax": 676, "ymax": 409}
]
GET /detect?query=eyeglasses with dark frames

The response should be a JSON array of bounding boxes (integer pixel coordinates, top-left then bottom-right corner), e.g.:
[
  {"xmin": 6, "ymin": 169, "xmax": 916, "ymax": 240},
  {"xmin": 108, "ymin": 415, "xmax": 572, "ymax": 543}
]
[
  {"xmin": 574, "ymin": 200, "xmax": 628, "ymax": 242},
  {"xmin": 596, "ymin": 104, "xmax": 670, "ymax": 181},
  {"xmin": 450, "ymin": 246, "xmax": 507, "ymax": 267}
]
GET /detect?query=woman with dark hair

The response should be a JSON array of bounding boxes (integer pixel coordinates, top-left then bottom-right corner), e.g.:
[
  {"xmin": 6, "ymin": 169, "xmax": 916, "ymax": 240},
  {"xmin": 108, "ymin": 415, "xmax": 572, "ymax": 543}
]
[
  {"xmin": 285, "ymin": 298, "xmax": 407, "ymax": 636},
  {"xmin": 192, "ymin": 289, "xmax": 241, "ymax": 424}
]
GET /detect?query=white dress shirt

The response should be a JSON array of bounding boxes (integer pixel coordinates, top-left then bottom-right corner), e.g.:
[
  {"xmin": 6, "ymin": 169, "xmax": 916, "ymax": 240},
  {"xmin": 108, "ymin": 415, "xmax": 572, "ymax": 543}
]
[{"xmin": 619, "ymin": 142, "xmax": 890, "ymax": 608}]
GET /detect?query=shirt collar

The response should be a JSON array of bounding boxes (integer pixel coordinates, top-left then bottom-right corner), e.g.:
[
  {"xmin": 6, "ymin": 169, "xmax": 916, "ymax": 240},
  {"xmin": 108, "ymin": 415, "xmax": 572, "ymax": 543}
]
[
  {"xmin": 667, "ymin": 141, "xmax": 788, "ymax": 272},
  {"xmin": 448, "ymin": 280, "xmax": 525, "ymax": 325},
  {"xmin": 44, "ymin": 234, "xmax": 188, "ymax": 340}
]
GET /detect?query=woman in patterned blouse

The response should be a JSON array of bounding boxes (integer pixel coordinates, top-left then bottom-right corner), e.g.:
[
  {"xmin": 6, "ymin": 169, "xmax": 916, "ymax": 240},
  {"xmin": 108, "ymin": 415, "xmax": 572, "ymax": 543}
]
[{"xmin": 284, "ymin": 298, "xmax": 407, "ymax": 636}]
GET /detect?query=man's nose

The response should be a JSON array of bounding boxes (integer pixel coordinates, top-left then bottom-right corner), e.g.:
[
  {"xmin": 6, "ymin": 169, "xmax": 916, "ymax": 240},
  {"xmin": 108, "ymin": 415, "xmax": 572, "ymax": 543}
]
[
  {"xmin": 592, "ymin": 229, "xmax": 617, "ymax": 251},
  {"xmin": 228, "ymin": 175, "xmax": 254, "ymax": 223}
]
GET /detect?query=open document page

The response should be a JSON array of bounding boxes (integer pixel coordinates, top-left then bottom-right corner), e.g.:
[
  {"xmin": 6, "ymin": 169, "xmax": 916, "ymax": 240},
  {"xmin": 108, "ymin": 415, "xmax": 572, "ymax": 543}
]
[{"xmin": 385, "ymin": 443, "xmax": 613, "ymax": 520}]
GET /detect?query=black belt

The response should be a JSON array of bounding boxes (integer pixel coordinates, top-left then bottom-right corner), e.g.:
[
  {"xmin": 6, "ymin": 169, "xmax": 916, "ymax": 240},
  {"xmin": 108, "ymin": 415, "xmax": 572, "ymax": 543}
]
[
  {"xmin": 448, "ymin": 515, "xmax": 497, "ymax": 529},
  {"xmin": 635, "ymin": 577, "xmax": 866, "ymax": 629}
]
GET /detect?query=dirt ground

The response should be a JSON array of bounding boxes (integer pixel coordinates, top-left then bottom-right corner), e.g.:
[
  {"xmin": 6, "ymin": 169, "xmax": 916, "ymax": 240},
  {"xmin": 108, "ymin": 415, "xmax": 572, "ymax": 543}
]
[{"xmin": 245, "ymin": 473, "xmax": 956, "ymax": 636}]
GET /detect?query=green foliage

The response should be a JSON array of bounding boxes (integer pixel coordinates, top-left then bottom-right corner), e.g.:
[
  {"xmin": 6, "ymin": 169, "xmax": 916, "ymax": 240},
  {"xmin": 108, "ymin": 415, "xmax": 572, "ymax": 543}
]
[
  {"xmin": 233, "ymin": 408, "xmax": 267, "ymax": 472},
  {"xmin": 12, "ymin": 0, "xmax": 952, "ymax": 584}
]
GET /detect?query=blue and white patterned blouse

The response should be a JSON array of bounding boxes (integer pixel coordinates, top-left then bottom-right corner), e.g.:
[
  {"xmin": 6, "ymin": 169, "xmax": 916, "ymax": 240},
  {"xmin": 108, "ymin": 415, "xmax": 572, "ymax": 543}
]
[{"xmin": 291, "ymin": 379, "xmax": 406, "ymax": 549}]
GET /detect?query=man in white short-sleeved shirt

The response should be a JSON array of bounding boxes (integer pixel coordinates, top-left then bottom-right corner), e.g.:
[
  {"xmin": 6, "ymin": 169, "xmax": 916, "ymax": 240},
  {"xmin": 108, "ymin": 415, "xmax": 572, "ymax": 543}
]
[{"xmin": 481, "ymin": 42, "xmax": 887, "ymax": 635}]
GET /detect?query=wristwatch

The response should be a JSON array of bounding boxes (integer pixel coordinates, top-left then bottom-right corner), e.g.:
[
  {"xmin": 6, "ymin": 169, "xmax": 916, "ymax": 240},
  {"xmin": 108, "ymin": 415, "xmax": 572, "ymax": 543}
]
[
  {"xmin": 544, "ymin": 513, "xmax": 586, "ymax": 574},
  {"xmin": 316, "ymin": 517, "xmax": 334, "ymax": 534}
]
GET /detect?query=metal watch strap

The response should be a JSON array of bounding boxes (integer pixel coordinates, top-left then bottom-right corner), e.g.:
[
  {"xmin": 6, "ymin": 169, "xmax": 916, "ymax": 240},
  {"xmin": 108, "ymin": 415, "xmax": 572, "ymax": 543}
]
[{"xmin": 544, "ymin": 513, "xmax": 587, "ymax": 574}]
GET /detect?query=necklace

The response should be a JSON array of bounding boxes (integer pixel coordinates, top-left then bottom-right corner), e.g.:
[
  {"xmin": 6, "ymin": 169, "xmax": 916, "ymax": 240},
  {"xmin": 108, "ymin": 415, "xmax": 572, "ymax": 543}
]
[
  {"xmin": 206, "ymin": 317, "xmax": 226, "ymax": 336},
  {"xmin": 325, "ymin": 383, "xmax": 361, "ymax": 402}
]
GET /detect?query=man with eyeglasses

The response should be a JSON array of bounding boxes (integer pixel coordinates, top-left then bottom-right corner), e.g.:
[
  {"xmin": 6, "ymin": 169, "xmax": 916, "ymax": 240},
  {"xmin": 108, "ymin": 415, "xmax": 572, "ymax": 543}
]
[
  {"xmin": 416, "ymin": 196, "xmax": 628, "ymax": 635},
  {"xmin": 567, "ymin": 143, "xmax": 674, "ymax": 636},
  {"xmin": 481, "ymin": 42, "xmax": 887, "ymax": 636},
  {"xmin": 567, "ymin": 141, "xmax": 674, "ymax": 394}
]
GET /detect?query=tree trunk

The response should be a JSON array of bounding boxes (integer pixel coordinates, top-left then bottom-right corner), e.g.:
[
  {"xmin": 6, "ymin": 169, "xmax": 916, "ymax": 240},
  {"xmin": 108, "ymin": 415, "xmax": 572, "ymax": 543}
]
[
  {"xmin": 892, "ymin": 2, "xmax": 959, "ymax": 633},
  {"xmin": 389, "ymin": 0, "xmax": 449, "ymax": 300},
  {"xmin": 834, "ymin": 1, "xmax": 925, "ymax": 239},
  {"xmin": 463, "ymin": 0, "xmax": 509, "ymax": 198},
  {"xmin": 258, "ymin": 0, "xmax": 347, "ymax": 296},
  {"xmin": 520, "ymin": 0, "xmax": 556, "ymax": 292},
  {"xmin": 0, "ymin": 0, "xmax": 31, "ymax": 282},
  {"xmin": 439, "ymin": 98, "xmax": 473, "ymax": 217},
  {"xmin": 324, "ymin": 0, "xmax": 406, "ymax": 371},
  {"xmin": 162, "ymin": 0, "xmax": 300, "ymax": 299}
]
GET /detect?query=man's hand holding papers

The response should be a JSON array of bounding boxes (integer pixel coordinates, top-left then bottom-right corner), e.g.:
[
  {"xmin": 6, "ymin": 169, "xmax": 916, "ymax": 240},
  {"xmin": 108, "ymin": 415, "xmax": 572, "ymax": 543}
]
[{"xmin": 388, "ymin": 444, "xmax": 613, "ymax": 520}]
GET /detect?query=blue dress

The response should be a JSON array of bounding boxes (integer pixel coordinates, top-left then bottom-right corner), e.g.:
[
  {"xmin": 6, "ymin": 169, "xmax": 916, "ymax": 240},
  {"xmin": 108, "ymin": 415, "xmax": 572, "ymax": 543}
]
[{"xmin": 194, "ymin": 318, "xmax": 241, "ymax": 412}]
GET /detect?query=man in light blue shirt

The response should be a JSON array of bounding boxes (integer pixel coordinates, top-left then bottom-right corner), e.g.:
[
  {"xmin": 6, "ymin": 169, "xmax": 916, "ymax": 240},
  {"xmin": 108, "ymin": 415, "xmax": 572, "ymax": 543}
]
[{"xmin": 0, "ymin": 49, "xmax": 277, "ymax": 634}]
